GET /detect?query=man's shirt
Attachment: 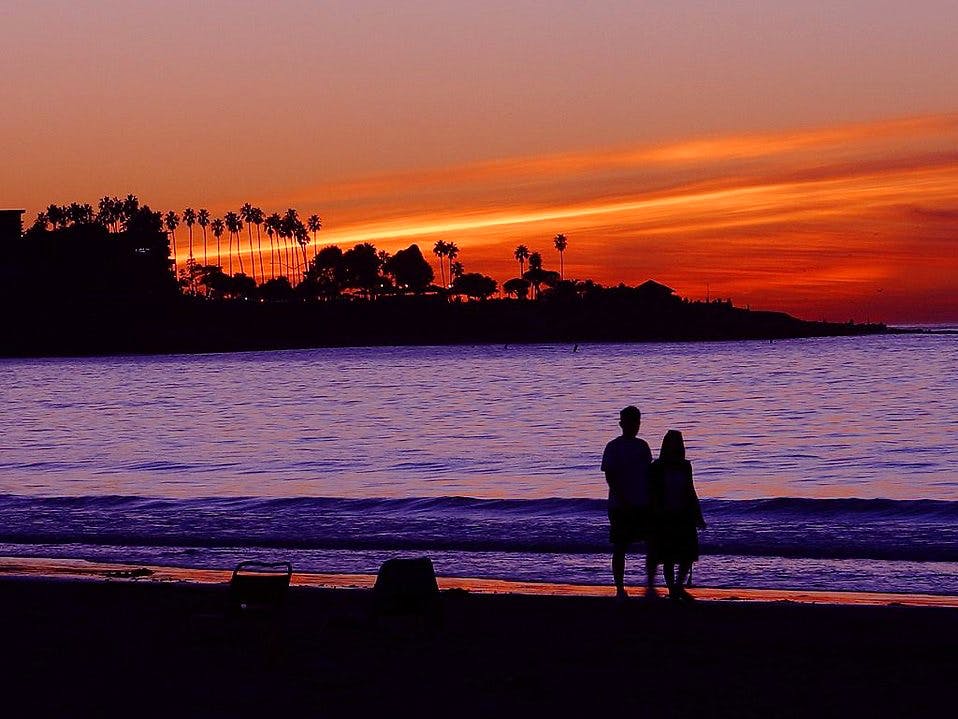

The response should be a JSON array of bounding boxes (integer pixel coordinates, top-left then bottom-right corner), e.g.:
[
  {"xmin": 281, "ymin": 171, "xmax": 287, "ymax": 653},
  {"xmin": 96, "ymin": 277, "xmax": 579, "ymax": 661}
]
[{"xmin": 601, "ymin": 436, "xmax": 653, "ymax": 510}]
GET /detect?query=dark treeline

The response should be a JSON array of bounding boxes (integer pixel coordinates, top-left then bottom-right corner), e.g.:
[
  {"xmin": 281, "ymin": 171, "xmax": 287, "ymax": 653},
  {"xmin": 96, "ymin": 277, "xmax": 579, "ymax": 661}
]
[{"xmin": 0, "ymin": 196, "xmax": 887, "ymax": 356}]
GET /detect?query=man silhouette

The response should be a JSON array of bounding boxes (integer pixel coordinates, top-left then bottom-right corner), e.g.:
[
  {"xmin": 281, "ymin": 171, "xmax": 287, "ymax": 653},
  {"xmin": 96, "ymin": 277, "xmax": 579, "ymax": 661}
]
[{"xmin": 602, "ymin": 405, "xmax": 655, "ymax": 599}]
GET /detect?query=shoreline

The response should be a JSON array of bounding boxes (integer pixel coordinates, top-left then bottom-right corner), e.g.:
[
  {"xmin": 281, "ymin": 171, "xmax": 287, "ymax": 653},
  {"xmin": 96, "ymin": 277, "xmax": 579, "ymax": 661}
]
[
  {"xmin": 0, "ymin": 328, "xmax": 900, "ymax": 360},
  {"xmin": 4, "ymin": 556, "xmax": 956, "ymax": 608}
]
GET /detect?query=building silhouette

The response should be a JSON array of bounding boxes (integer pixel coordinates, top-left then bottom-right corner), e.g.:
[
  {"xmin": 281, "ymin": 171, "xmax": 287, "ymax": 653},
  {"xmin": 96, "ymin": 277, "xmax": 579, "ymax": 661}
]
[{"xmin": 0, "ymin": 210, "xmax": 24, "ymax": 244}]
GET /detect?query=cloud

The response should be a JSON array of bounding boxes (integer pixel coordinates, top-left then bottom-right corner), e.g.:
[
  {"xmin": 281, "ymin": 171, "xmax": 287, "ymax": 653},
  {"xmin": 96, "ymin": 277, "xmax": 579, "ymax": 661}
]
[{"xmin": 238, "ymin": 113, "xmax": 958, "ymax": 322}]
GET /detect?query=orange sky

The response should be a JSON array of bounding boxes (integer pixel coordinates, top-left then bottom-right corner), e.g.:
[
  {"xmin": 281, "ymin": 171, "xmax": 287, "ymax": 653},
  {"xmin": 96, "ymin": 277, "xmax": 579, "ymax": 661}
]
[{"xmin": 3, "ymin": 2, "xmax": 957, "ymax": 322}]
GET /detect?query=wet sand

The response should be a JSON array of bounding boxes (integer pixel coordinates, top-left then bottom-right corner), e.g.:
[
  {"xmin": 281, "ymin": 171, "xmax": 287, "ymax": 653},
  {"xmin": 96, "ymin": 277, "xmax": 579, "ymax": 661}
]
[{"xmin": 1, "ymin": 572, "xmax": 955, "ymax": 717}]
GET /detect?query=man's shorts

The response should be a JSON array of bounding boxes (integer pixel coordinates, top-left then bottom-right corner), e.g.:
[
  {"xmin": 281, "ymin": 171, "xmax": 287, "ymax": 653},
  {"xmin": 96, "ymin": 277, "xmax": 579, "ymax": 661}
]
[{"xmin": 608, "ymin": 507, "xmax": 652, "ymax": 546}]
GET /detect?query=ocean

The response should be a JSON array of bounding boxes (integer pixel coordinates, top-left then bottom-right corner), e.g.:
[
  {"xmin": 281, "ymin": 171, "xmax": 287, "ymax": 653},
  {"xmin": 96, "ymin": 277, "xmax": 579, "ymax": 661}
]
[{"xmin": 1, "ymin": 334, "xmax": 956, "ymax": 593}]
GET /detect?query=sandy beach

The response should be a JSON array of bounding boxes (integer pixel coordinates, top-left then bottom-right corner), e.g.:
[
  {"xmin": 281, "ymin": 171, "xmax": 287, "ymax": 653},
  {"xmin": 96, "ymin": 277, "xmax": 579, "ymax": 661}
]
[{"xmin": 2, "ymin": 566, "xmax": 955, "ymax": 717}]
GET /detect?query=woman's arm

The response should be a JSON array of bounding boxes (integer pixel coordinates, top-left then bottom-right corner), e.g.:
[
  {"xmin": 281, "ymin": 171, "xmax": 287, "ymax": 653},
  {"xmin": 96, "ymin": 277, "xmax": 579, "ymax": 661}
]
[{"xmin": 687, "ymin": 463, "xmax": 706, "ymax": 529}]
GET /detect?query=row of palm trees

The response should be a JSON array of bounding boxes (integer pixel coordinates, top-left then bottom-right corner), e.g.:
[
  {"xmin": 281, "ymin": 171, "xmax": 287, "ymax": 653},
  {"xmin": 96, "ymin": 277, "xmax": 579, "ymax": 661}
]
[
  {"xmin": 33, "ymin": 196, "xmax": 570, "ymax": 298},
  {"xmin": 31, "ymin": 196, "xmax": 323, "ymax": 287},
  {"xmin": 164, "ymin": 204, "xmax": 322, "ymax": 286}
]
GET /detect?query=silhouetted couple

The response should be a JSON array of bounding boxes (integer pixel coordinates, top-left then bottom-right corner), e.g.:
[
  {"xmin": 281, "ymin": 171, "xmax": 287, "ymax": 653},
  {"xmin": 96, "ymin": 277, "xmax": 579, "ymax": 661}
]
[{"xmin": 601, "ymin": 405, "xmax": 706, "ymax": 601}]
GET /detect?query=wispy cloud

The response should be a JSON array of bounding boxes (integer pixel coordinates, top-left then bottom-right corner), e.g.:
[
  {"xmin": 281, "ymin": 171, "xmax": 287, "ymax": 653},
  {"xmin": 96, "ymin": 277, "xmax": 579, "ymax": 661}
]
[{"xmin": 244, "ymin": 113, "xmax": 958, "ymax": 322}]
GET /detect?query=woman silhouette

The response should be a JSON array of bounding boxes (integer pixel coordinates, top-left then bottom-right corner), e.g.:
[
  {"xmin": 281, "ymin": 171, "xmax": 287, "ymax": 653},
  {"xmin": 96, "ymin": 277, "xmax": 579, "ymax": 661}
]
[{"xmin": 650, "ymin": 430, "xmax": 706, "ymax": 601}]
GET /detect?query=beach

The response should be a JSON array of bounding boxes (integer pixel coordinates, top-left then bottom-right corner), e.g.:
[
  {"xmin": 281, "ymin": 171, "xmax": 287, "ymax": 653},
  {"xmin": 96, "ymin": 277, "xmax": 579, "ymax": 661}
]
[{"xmin": 2, "ymin": 570, "xmax": 956, "ymax": 717}]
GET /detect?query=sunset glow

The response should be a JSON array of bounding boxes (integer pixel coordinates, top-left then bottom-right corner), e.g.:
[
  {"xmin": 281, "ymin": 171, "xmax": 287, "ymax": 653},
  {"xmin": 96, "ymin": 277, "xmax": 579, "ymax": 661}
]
[{"xmin": 4, "ymin": 2, "xmax": 957, "ymax": 322}]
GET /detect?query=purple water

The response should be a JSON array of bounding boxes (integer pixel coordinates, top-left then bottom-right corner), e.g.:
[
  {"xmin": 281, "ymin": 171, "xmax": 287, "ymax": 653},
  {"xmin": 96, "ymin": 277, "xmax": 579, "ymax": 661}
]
[{"xmin": 1, "ymin": 335, "xmax": 956, "ymax": 593}]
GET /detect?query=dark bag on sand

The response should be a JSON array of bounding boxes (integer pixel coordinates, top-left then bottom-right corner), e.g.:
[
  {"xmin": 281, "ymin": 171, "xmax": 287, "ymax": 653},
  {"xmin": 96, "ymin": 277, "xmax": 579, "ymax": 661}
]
[{"xmin": 373, "ymin": 557, "xmax": 441, "ymax": 619}]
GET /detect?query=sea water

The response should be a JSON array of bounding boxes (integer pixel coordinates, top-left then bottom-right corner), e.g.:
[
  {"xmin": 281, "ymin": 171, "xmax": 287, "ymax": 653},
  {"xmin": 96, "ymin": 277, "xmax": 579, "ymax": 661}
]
[{"xmin": 1, "ymin": 334, "xmax": 955, "ymax": 593}]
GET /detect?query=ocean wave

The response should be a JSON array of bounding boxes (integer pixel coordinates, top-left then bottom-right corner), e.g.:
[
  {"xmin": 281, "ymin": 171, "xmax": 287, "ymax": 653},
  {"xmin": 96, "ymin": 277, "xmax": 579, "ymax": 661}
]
[{"xmin": 0, "ymin": 494, "xmax": 955, "ymax": 562}]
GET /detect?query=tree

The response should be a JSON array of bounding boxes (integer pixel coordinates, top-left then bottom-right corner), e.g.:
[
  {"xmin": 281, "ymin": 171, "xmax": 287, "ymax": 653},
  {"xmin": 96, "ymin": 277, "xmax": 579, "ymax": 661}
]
[
  {"xmin": 341, "ymin": 243, "xmax": 382, "ymax": 298},
  {"xmin": 265, "ymin": 213, "xmax": 282, "ymax": 279},
  {"xmin": 196, "ymin": 264, "xmax": 231, "ymax": 299},
  {"xmin": 66, "ymin": 203, "xmax": 95, "ymax": 225},
  {"xmin": 230, "ymin": 273, "xmax": 256, "ymax": 300},
  {"xmin": 282, "ymin": 208, "xmax": 303, "ymax": 283},
  {"xmin": 384, "ymin": 244, "xmax": 434, "ymax": 293},
  {"xmin": 432, "ymin": 240, "xmax": 448, "ymax": 287},
  {"xmin": 445, "ymin": 242, "xmax": 459, "ymax": 287},
  {"xmin": 260, "ymin": 276, "xmax": 295, "ymax": 302},
  {"xmin": 513, "ymin": 244, "xmax": 530, "ymax": 277},
  {"xmin": 224, "ymin": 211, "xmax": 243, "ymax": 276},
  {"xmin": 307, "ymin": 214, "xmax": 322, "ymax": 260},
  {"xmin": 183, "ymin": 208, "xmax": 197, "ymax": 265},
  {"xmin": 450, "ymin": 261, "xmax": 464, "ymax": 281},
  {"xmin": 305, "ymin": 244, "xmax": 346, "ymax": 299},
  {"xmin": 451, "ymin": 272, "xmax": 497, "ymax": 300},
  {"xmin": 31, "ymin": 211, "xmax": 49, "ymax": 232},
  {"xmin": 197, "ymin": 209, "xmax": 210, "ymax": 266},
  {"xmin": 523, "ymin": 252, "xmax": 548, "ymax": 299},
  {"xmin": 211, "ymin": 218, "xmax": 225, "ymax": 268},
  {"xmin": 96, "ymin": 197, "xmax": 118, "ymax": 232},
  {"xmin": 503, "ymin": 277, "xmax": 531, "ymax": 300},
  {"xmin": 46, "ymin": 204, "xmax": 67, "ymax": 230},
  {"xmin": 240, "ymin": 203, "xmax": 258, "ymax": 283},
  {"xmin": 294, "ymin": 223, "xmax": 310, "ymax": 281},
  {"xmin": 252, "ymin": 207, "xmax": 265, "ymax": 284},
  {"xmin": 164, "ymin": 211, "xmax": 180, "ymax": 272},
  {"xmin": 121, "ymin": 195, "xmax": 140, "ymax": 229},
  {"xmin": 553, "ymin": 233, "xmax": 568, "ymax": 280}
]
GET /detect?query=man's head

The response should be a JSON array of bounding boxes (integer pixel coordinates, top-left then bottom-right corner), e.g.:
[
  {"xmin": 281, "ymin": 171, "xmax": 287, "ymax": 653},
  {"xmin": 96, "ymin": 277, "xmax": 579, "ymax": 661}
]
[{"xmin": 619, "ymin": 405, "xmax": 641, "ymax": 437}]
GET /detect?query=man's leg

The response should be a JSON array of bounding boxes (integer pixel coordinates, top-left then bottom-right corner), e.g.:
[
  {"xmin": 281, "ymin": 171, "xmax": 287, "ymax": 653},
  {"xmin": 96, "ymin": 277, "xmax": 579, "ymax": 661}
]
[
  {"xmin": 645, "ymin": 545, "xmax": 658, "ymax": 588},
  {"xmin": 678, "ymin": 560, "xmax": 692, "ymax": 587},
  {"xmin": 612, "ymin": 544, "xmax": 627, "ymax": 596}
]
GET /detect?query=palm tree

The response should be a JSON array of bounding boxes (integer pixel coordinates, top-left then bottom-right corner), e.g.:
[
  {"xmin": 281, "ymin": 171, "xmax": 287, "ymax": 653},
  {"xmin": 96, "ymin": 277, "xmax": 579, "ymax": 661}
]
[
  {"xmin": 211, "ymin": 218, "xmax": 225, "ymax": 268},
  {"xmin": 526, "ymin": 251, "xmax": 544, "ymax": 299},
  {"xmin": 307, "ymin": 214, "xmax": 322, "ymax": 261},
  {"xmin": 553, "ymin": 233, "xmax": 568, "ymax": 280},
  {"xmin": 224, "ymin": 211, "xmax": 243, "ymax": 275},
  {"xmin": 445, "ymin": 242, "xmax": 459, "ymax": 287},
  {"xmin": 96, "ymin": 197, "xmax": 116, "ymax": 231},
  {"xmin": 67, "ymin": 203, "xmax": 95, "ymax": 225},
  {"xmin": 252, "ymin": 207, "xmax": 266, "ymax": 284},
  {"xmin": 432, "ymin": 241, "xmax": 448, "ymax": 287},
  {"xmin": 240, "ymin": 203, "xmax": 258, "ymax": 281},
  {"xmin": 197, "ymin": 209, "xmax": 210, "ymax": 266},
  {"xmin": 183, "ymin": 208, "xmax": 197, "ymax": 264},
  {"xmin": 282, "ymin": 209, "xmax": 300, "ymax": 282},
  {"xmin": 295, "ymin": 223, "xmax": 310, "ymax": 276},
  {"xmin": 265, "ymin": 212, "xmax": 282, "ymax": 278},
  {"xmin": 121, "ymin": 195, "xmax": 139, "ymax": 229},
  {"xmin": 164, "ymin": 211, "xmax": 180, "ymax": 272},
  {"xmin": 514, "ymin": 244, "xmax": 530, "ymax": 277}
]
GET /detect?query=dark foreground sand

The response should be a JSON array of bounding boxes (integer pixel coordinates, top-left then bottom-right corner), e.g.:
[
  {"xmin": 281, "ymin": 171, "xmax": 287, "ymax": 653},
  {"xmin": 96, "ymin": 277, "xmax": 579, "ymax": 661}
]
[{"xmin": 1, "ymin": 578, "xmax": 955, "ymax": 718}]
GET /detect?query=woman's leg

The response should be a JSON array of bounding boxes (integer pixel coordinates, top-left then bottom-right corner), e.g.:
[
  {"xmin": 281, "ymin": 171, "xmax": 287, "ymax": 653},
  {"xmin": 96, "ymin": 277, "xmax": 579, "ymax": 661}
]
[
  {"xmin": 663, "ymin": 562, "xmax": 676, "ymax": 589},
  {"xmin": 678, "ymin": 560, "xmax": 692, "ymax": 587}
]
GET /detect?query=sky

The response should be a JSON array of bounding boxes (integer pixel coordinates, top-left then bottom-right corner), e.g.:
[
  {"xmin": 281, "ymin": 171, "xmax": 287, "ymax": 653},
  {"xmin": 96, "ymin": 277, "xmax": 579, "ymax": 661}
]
[{"xmin": 2, "ymin": 1, "xmax": 957, "ymax": 322}]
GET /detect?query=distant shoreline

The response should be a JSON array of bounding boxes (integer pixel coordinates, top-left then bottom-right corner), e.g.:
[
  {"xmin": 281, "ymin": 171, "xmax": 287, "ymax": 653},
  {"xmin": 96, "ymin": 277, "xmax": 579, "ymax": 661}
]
[{"xmin": 2, "ymin": 295, "xmax": 891, "ymax": 358}]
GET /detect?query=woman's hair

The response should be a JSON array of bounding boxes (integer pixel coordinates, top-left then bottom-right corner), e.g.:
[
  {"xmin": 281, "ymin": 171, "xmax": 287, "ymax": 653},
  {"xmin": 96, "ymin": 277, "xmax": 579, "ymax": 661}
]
[{"xmin": 659, "ymin": 429, "xmax": 686, "ymax": 462}]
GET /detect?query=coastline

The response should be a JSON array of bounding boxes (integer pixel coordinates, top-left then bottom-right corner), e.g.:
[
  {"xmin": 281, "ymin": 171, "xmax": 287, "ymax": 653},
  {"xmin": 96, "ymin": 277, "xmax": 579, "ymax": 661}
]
[
  {"xmin": 1, "ymin": 294, "xmax": 889, "ymax": 358},
  {"xmin": 3, "ymin": 556, "xmax": 956, "ymax": 608}
]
